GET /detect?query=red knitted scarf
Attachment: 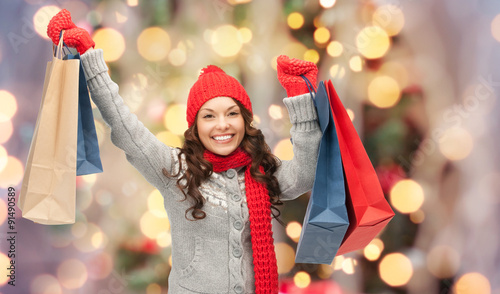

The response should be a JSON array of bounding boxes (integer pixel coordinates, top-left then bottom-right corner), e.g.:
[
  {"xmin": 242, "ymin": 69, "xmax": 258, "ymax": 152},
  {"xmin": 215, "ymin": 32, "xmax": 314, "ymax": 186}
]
[{"xmin": 203, "ymin": 148, "xmax": 279, "ymax": 294}]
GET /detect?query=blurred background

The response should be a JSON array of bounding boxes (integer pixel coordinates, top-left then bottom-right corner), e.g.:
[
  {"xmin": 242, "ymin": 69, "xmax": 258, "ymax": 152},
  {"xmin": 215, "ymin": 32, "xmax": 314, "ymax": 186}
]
[{"xmin": 1, "ymin": 0, "xmax": 500, "ymax": 293}]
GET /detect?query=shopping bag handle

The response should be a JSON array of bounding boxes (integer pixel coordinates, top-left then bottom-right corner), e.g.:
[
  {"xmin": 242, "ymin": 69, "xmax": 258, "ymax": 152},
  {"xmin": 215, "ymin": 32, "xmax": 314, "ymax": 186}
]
[
  {"xmin": 300, "ymin": 75, "xmax": 317, "ymax": 108},
  {"xmin": 53, "ymin": 31, "xmax": 72, "ymax": 58},
  {"xmin": 290, "ymin": 75, "xmax": 318, "ymax": 146}
]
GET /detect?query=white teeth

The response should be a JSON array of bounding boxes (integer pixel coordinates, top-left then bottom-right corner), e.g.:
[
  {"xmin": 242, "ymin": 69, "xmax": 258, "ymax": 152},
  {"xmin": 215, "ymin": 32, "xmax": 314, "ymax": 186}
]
[{"xmin": 213, "ymin": 135, "xmax": 233, "ymax": 141}]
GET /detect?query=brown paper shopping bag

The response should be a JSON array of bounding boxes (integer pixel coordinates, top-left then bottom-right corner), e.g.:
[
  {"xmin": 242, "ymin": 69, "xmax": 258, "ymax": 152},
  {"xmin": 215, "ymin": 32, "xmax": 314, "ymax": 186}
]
[{"xmin": 18, "ymin": 33, "xmax": 80, "ymax": 225}]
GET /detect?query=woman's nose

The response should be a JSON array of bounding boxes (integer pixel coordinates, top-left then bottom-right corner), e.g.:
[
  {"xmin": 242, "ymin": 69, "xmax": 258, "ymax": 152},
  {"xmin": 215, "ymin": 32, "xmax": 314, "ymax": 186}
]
[{"xmin": 216, "ymin": 117, "xmax": 229, "ymax": 130}]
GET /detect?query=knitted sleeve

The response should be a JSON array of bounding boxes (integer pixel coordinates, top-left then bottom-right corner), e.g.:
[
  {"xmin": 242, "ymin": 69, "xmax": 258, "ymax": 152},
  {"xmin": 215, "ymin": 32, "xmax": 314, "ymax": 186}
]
[
  {"xmin": 274, "ymin": 93, "xmax": 322, "ymax": 201},
  {"xmin": 80, "ymin": 49, "xmax": 175, "ymax": 189}
]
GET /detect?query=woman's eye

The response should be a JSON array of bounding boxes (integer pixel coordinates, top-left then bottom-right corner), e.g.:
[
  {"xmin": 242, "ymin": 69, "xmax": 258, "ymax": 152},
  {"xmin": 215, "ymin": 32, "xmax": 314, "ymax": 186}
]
[
  {"xmin": 203, "ymin": 114, "xmax": 214, "ymax": 119},
  {"xmin": 229, "ymin": 112, "xmax": 239, "ymax": 116}
]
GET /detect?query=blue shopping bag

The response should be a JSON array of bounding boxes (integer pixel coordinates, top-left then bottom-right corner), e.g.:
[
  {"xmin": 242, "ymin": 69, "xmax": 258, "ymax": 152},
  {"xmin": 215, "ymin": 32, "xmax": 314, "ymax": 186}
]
[
  {"xmin": 295, "ymin": 80, "xmax": 349, "ymax": 264},
  {"xmin": 64, "ymin": 52, "xmax": 103, "ymax": 176}
]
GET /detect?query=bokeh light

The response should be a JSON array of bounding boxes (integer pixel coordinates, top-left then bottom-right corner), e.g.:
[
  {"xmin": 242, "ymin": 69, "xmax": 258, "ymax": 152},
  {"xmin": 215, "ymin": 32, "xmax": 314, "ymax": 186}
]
[
  {"xmin": 438, "ymin": 127, "xmax": 474, "ymax": 161},
  {"xmin": 91, "ymin": 231, "xmax": 104, "ymax": 248},
  {"xmin": 73, "ymin": 222, "xmax": 106, "ymax": 252},
  {"xmin": 156, "ymin": 231, "xmax": 172, "ymax": 247},
  {"xmin": 314, "ymin": 27, "xmax": 331, "ymax": 44},
  {"xmin": 367, "ymin": 76, "xmax": 401, "ymax": 108},
  {"xmin": 356, "ymin": 26, "xmax": 391, "ymax": 59},
  {"xmin": 0, "ymin": 156, "xmax": 24, "ymax": 188},
  {"xmin": 287, "ymin": 12, "xmax": 305, "ymax": 30},
  {"xmin": 137, "ymin": 27, "xmax": 171, "ymax": 61},
  {"xmin": 156, "ymin": 131, "xmax": 182, "ymax": 148},
  {"xmin": 0, "ymin": 90, "xmax": 17, "ymax": 122},
  {"xmin": 268, "ymin": 104, "xmax": 283, "ymax": 120},
  {"xmin": 275, "ymin": 242, "xmax": 295, "ymax": 274},
  {"xmin": 453, "ymin": 272, "xmax": 491, "ymax": 294},
  {"xmin": 346, "ymin": 108, "xmax": 355, "ymax": 121},
  {"xmin": 390, "ymin": 179, "xmax": 425, "ymax": 214},
  {"xmin": 330, "ymin": 64, "xmax": 346, "ymax": 79},
  {"xmin": 115, "ymin": 10, "xmax": 128, "ymax": 23},
  {"xmin": 57, "ymin": 259, "xmax": 88, "ymax": 289},
  {"xmin": 140, "ymin": 211, "xmax": 170, "ymax": 239},
  {"xmin": 294, "ymin": 271, "xmax": 311, "ymax": 288},
  {"xmin": 33, "ymin": 6, "xmax": 60, "ymax": 40},
  {"xmin": 71, "ymin": 221, "xmax": 87, "ymax": 238},
  {"xmin": 147, "ymin": 283, "xmax": 162, "ymax": 294},
  {"xmin": 318, "ymin": 264, "xmax": 334, "ymax": 279},
  {"xmin": 93, "ymin": 28, "xmax": 126, "ymax": 62},
  {"xmin": 127, "ymin": 0, "xmax": 138, "ymax": 6},
  {"xmin": 280, "ymin": 42, "xmax": 309, "ymax": 63},
  {"xmin": 342, "ymin": 257, "xmax": 357, "ymax": 274},
  {"xmin": 332, "ymin": 255, "xmax": 344, "ymax": 270},
  {"xmin": 286, "ymin": 221, "xmax": 302, "ymax": 242},
  {"xmin": 0, "ymin": 199, "xmax": 6, "ymax": 226},
  {"xmin": 320, "ymin": 0, "xmax": 337, "ymax": 9},
  {"xmin": 81, "ymin": 174, "xmax": 97, "ymax": 186},
  {"xmin": 168, "ymin": 48, "xmax": 187, "ymax": 67},
  {"xmin": 211, "ymin": 25, "xmax": 243, "ymax": 57},
  {"xmin": 364, "ymin": 238, "xmax": 384, "ymax": 261},
  {"xmin": 87, "ymin": 252, "xmax": 113, "ymax": 280},
  {"xmin": 147, "ymin": 189, "xmax": 168, "ymax": 218},
  {"xmin": 349, "ymin": 55, "xmax": 363, "ymax": 72},
  {"xmin": 0, "ymin": 145, "xmax": 7, "ymax": 172},
  {"xmin": 0, "ymin": 120, "xmax": 13, "ymax": 144},
  {"xmin": 491, "ymin": 14, "xmax": 500, "ymax": 42},
  {"xmin": 238, "ymin": 27, "xmax": 253, "ymax": 43},
  {"xmin": 427, "ymin": 245, "xmax": 460, "ymax": 278},
  {"xmin": 409, "ymin": 210, "xmax": 425, "ymax": 223},
  {"xmin": 30, "ymin": 274, "xmax": 62, "ymax": 294},
  {"xmin": 0, "ymin": 253, "xmax": 10, "ymax": 285},
  {"xmin": 304, "ymin": 49, "xmax": 320, "ymax": 64},
  {"xmin": 379, "ymin": 253, "xmax": 413, "ymax": 287},
  {"xmin": 373, "ymin": 5, "xmax": 405, "ymax": 36},
  {"xmin": 163, "ymin": 104, "xmax": 188, "ymax": 136},
  {"xmin": 327, "ymin": 41, "xmax": 343, "ymax": 57},
  {"xmin": 274, "ymin": 139, "xmax": 294, "ymax": 161}
]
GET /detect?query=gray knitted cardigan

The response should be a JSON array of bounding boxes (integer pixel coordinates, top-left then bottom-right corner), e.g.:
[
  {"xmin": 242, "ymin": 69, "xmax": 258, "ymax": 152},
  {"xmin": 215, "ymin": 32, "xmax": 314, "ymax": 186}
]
[{"xmin": 81, "ymin": 49, "xmax": 322, "ymax": 294}]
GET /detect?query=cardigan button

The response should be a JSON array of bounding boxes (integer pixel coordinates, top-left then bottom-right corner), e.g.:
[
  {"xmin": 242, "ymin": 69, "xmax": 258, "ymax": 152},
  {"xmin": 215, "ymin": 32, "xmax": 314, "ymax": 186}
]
[
  {"xmin": 226, "ymin": 169, "xmax": 236, "ymax": 178},
  {"xmin": 233, "ymin": 220, "xmax": 243, "ymax": 230},
  {"xmin": 234, "ymin": 284, "xmax": 244, "ymax": 293},
  {"xmin": 233, "ymin": 247, "xmax": 242, "ymax": 258},
  {"xmin": 231, "ymin": 193, "xmax": 241, "ymax": 202}
]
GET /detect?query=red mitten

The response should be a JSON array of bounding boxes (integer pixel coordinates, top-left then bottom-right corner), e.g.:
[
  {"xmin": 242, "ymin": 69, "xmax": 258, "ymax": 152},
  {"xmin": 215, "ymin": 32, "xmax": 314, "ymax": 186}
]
[
  {"xmin": 47, "ymin": 9, "xmax": 76, "ymax": 45},
  {"xmin": 63, "ymin": 27, "xmax": 95, "ymax": 55},
  {"xmin": 277, "ymin": 55, "xmax": 318, "ymax": 97}
]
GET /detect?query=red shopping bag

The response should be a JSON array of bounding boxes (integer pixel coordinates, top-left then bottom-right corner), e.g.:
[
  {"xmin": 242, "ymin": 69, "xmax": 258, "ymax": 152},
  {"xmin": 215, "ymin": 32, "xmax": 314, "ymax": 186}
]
[{"xmin": 325, "ymin": 80, "xmax": 395, "ymax": 255}]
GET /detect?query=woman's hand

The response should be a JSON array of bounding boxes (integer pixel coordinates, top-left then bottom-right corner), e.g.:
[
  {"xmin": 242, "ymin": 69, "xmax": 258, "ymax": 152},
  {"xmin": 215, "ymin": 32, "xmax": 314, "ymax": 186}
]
[
  {"xmin": 277, "ymin": 55, "xmax": 318, "ymax": 97},
  {"xmin": 47, "ymin": 9, "xmax": 95, "ymax": 55}
]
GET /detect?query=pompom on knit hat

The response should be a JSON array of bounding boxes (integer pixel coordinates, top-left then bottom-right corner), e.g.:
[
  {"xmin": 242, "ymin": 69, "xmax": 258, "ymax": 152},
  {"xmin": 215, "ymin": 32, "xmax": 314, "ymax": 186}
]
[{"xmin": 187, "ymin": 65, "xmax": 252, "ymax": 127}]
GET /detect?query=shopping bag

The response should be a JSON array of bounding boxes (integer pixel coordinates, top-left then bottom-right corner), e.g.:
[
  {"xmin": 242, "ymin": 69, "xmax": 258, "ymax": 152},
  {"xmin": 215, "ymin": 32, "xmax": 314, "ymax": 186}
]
[
  {"xmin": 325, "ymin": 80, "xmax": 395, "ymax": 255},
  {"xmin": 64, "ymin": 53, "xmax": 103, "ymax": 176},
  {"xmin": 295, "ymin": 80, "xmax": 349, "ymax": 264},
  {"xmin": 18, "ymin": 32, "xmax": 79, "ymax": 225}
]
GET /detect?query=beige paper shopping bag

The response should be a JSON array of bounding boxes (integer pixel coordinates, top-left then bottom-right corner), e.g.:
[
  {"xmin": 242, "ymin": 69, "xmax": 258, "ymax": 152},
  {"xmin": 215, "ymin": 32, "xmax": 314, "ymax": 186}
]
[{"xmin": 18, "ymin": 33, "xmax": 80, "ymax": 225}]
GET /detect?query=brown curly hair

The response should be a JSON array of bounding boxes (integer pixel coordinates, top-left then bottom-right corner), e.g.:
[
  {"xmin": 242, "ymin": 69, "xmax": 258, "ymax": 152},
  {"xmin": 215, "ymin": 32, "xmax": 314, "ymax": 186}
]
[{"xmin": 162, "ymin": 99, "xmax": 283, "ymax": 221}]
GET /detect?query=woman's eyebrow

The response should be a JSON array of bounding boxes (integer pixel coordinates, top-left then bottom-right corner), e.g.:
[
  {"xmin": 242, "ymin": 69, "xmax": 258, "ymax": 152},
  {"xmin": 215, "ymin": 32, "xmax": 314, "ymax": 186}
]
[{"xmin": 199, "ymin": 105, "xmax": 239, "ymax": 112}]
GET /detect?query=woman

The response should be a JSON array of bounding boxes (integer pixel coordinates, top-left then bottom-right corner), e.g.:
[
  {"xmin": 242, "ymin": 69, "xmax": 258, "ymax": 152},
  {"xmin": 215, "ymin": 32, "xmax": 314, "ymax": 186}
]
[{"xmin": 48, "ymin": 9, "xmax": 322, "ymax": 294}]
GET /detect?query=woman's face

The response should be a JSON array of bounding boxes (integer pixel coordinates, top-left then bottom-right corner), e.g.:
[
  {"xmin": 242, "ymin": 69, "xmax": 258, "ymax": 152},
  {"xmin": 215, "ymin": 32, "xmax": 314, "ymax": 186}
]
[{"xmin": 196, "ymin": 97, "xmax": 246, "ymax": 156}]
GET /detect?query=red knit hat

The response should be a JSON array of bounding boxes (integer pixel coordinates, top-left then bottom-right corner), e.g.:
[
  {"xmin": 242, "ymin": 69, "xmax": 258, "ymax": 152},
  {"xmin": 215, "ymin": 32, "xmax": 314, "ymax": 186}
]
[{"xmin": 187, "ymin": 65, "xmax": 252, "ymax": 127}]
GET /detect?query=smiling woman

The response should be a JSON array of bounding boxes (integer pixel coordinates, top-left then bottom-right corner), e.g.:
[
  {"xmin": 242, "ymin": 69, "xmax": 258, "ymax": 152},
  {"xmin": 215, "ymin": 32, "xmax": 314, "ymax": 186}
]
[
  {"xmin": 44, "ymin": 9, "xmax": 322, "ymax": 294},
  {"xmin": 196, "ymin": 97, "xmax": 245, "ymax": 156}
]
